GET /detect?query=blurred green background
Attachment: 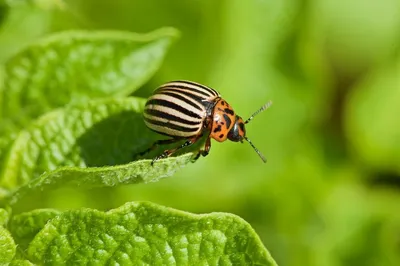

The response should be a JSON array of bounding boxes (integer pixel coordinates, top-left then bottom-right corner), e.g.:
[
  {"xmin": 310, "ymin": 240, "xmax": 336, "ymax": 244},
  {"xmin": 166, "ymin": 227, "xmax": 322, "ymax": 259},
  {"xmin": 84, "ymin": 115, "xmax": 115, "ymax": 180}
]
[{"xmin": 1, "ymin": 0, "xmax": 400, "ymax": 265}]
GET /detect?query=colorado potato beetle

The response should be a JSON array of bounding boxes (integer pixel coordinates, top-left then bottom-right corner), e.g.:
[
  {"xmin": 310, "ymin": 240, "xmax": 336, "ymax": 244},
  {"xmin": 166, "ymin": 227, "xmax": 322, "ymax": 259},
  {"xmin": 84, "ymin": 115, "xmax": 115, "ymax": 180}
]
[{"xmin": 141, "ymin": 80, "xmax": 272, "ymax": 164}]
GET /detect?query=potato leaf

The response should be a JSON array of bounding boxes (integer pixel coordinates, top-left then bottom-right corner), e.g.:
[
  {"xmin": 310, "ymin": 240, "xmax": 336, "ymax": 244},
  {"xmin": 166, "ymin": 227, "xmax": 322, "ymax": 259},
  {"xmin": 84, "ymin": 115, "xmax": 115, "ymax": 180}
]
[
  {"xmin": 26, "ymin": 202, "xmax": 277, "ymax": 265},
  {"xmin": 0, "ymin": 27, "xmax": 178, "ymax": 135}
]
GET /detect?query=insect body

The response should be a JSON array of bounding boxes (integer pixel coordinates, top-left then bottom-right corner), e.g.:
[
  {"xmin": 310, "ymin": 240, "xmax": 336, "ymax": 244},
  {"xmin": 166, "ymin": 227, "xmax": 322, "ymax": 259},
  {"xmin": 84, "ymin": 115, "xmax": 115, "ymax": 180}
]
[{"xmin": 142, "ymin": 80, "xmax": 272, "ymax": 164}]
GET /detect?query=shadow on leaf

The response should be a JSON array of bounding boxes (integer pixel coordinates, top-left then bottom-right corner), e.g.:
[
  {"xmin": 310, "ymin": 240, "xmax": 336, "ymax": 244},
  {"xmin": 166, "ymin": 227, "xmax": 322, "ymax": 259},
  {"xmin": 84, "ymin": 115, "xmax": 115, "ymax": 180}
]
[
  {"xmin": 77, "ymin": 111, "xmax": 155, "ymax": 167},
  {"xmin": 77, "ymin": 110, "xmax": 205, "ymax": 167}
]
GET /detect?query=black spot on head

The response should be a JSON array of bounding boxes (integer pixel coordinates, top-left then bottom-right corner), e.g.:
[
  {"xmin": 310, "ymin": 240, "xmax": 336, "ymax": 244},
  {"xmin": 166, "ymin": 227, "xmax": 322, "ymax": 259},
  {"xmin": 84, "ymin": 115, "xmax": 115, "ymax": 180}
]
[
  {"xmin": 221, "ymin": 122, "xmax": 225, "ymax": 125},
  {"xmin": 223, "ymin": 113, "xmax": 232, "ymax": 129},
  {"xmin": 224, "ymin": 108, "xmax": 234, "ymax": 115},
  {"xmin": 218, "ymin": 108, "xmax": 223, "ymax": 112},
  {"xmin": 219, "ymin": 134, "xmax": 224, "ymax": 139},
  {"xmin": 221, "ymin": 101, "xmax": 225, "ymax": 106},
  {"xmin": 213, "ymin": 125, "xmax": 222, "ymax": 133},
  {"xmin": 239, "ymin": 122, "xmax": 245, "ymax": 132}
]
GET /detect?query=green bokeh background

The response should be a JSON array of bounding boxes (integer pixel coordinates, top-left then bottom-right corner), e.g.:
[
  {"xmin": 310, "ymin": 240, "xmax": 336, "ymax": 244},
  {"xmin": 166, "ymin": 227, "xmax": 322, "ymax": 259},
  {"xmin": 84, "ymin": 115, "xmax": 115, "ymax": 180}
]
[{"xmin": 1, "ymin": 0, "xmax": 400, "ymax": 265}]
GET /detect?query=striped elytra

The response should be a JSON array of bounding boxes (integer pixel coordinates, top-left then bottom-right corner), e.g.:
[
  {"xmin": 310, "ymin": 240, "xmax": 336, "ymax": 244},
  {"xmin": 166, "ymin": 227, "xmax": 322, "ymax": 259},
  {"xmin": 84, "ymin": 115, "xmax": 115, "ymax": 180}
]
[
  {"xmin": 144, "ymin": 80, "xmax": 219, "ymax": 138},
  {"xmin": 141, "ymin": 80, "xmax": 272, "ymax": 164}
]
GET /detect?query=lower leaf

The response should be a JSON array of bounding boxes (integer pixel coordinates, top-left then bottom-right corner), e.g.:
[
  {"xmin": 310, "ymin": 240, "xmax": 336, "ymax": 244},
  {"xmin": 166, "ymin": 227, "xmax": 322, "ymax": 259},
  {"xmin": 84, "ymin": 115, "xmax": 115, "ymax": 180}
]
[
  {"xmin": 0, "ymin": 226, "xmax": 16, "ymax": 263},
  {"xmin": 9, "ymin": 208, "xmax": 60, "ymax": 250},
  {"xmin": 26, "ymin": 201, "xmax": 276, "ymax": 265}
]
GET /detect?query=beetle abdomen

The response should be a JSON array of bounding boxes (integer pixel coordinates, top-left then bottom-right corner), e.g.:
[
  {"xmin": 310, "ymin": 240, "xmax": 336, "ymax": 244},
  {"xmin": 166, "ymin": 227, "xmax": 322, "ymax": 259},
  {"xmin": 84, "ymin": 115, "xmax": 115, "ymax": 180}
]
[{"xmin": 144, "ymin": 80, "xmax": 220, "ymax": 138}]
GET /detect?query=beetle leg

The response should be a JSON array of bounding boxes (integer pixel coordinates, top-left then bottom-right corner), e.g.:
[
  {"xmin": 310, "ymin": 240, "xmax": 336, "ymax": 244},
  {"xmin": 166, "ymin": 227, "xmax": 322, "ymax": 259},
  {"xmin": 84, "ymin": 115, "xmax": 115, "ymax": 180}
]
[
  {"xmin": 202, "ymin": 136, "xmax": 211, "ymax": 156},
  {"xmin": 136, "ymin": 138, "xmax": 181, "ymax": 158},
  {"xmin": 152, "ymin": 135, "xmax": 202, "ymax": 165},
  {"xmin": 192, "ymin": 136, "xmax": 211, "ymax": 162}
]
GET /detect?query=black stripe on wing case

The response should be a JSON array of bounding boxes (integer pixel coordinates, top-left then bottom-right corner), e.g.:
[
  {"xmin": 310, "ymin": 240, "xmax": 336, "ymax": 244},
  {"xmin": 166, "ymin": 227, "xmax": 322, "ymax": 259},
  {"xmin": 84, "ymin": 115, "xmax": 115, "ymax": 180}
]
[
  {"xmin": 159, "ymin": 84, "xmax": 211, "ymax": 97},
  {"xmin": 144, "ymin": 117, "xmax": 199, "ymax": 133},
  {"xmin": 174, "ymin": 80, "xmax": 219, "ymax": 96},
  {"xmin": 144, "ymin": 109, "xmax": 201, "ymax": 126},
  {"xmin": 146, "ymin": 99, "xmax": 202, "ymax": 119},
  {"xmin": 158, "ymin": 91, "xmax": 204, "ymax": 111}
]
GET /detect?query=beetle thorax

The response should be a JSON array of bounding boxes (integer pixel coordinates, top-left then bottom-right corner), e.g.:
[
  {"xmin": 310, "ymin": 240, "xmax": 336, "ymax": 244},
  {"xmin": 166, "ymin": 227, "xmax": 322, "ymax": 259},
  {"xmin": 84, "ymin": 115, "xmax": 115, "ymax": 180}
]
[{"xmin": 209, "ymin": 99, "xmax": 237, "ymax": 142}]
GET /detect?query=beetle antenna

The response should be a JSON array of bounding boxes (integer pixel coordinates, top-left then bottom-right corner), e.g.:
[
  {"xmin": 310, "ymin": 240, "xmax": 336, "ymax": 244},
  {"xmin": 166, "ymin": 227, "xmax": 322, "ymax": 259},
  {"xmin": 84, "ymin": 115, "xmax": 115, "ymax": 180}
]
[
  {"xmin": 244, "ymin": 136, "xmax": 267, "ymax": 163},
  {"xmin": 245, "ymin": 101, "xmax": 272, "ymax": 124}
]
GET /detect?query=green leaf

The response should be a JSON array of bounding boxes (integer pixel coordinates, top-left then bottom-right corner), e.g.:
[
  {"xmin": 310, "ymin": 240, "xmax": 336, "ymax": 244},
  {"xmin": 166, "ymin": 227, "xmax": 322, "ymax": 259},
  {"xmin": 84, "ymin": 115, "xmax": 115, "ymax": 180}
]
[
  {"xmin": 0, "ymin": 226, "xmax": 16, "ymax": 263},
  {"xmin": 0, "ymin": 134, "xmax": 16, "ymax": 184},
  {"xmin": 0, "ymin": 97, "xmax": 150, "ymax": 189},
  {"xmin": 9, "ymin": 208, "xmax": 60, "ymax": 250},
  {"xmin": 0, "ymin": 2, "xmax": 52, "ymax": 63},
  {"xmin": 6, "ymin": 153, "xmax": 194, "ymax": 206},
  {"xmin": 0, "ymin": 207, "xmax": 10, "ymax": 226},
  {"xmin": 27, "ymin": 202, "xmax": 276, "ymax": 265},
  {"xmin": 0, "ymin": 27, "xmax": 178, "ymax": 135},
  {"xmin": 9, "ymin": 259, "xmax": 35, "ymax": 266},
  {"xmin": 0, "ymin": 96, "xmax": 197, "ymax": 204}
]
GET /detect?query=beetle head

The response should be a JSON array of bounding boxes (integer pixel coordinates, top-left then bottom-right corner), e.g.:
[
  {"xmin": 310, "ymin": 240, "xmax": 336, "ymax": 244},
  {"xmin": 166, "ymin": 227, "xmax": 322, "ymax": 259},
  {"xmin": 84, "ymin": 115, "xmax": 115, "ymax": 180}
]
[{"xmin": 227, "ymin": 101, "xmax": 273, "ymax": 163}]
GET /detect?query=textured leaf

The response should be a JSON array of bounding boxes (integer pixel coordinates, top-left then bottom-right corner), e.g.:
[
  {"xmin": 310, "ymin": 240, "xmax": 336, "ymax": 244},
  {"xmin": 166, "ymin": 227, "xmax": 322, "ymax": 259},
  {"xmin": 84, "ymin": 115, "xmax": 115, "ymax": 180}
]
[
  {"xmin": 9, "ymin": 208, "xmax": 60, "ymax": 249},
  {"xmin": 0, "ymin": 96, "xmax": 197, "ymax": 204},
  {"xmin": 0, "ymin": 207, "xmax": 10, "ymax": 226},
  {"xmin": 0, "ymin": 27, "xmax": 178, "ymax": 135},
  {"xmin": 0, "ymin": 226, "xmax": 16, "ymax": 263},
  {"xmin": 0, "ymin": 134, "xmax": 16, "ymax": 186},
  {"xmin": 6, "ymin": 153, "xmax": 194, "ymax": 206},
  {"xmin": 0, "ymin": 97, "xmax": 151, "ymax": 189},
  {"xmin": 27, "ymin": 201, "xmax": 276, "ymax": 265},
  {"xmin": 9, "ymin": 259, "xmax": 35, "ymax": 266}
]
